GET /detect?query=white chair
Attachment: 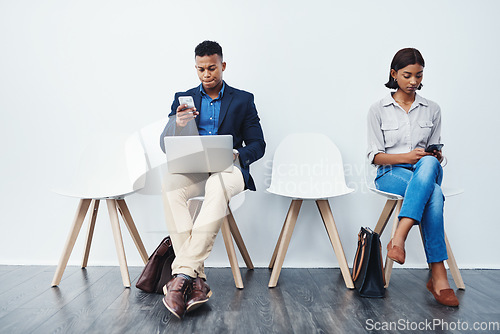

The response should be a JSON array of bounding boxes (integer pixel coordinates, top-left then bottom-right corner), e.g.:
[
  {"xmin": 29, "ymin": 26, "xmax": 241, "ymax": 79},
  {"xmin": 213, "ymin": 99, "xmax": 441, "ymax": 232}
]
[
  {"xmin": 267, "ymin": 133, "xmax": 355, "ymax": 289},
  {"xmin": 136, "ymin": 117, "xmax": 170, "ymax": 196},
  {"xmin": 138, "ymin": 118, "xmax": 254, "ymax": 289},
  {"xmin": 365, "ymin": 165, "xmax": 465, "ymax": 290},
  {"xmin": 51, "ymin": 132, "xmax": 149, "ymax": 288}
]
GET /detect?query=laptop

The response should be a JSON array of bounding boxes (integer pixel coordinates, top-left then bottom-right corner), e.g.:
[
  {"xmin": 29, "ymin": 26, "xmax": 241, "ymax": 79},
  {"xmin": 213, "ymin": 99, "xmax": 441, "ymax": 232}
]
[{"xmin": 164, "ymin": 135, "xmax": 234, "ymax": 173}]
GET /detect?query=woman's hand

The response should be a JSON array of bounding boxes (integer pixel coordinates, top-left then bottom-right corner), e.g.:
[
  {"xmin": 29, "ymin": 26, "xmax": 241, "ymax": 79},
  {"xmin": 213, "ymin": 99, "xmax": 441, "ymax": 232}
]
[
  {"xmin": 430, "ymin": 149, "xmax": 443, "ymax": 163},
  {"xmin": 405, "ymin": 148, "xmax": 431, "ymax": 164},
  {"xmin": 176, "ymin": 104, "xmax": 199, "ymax": 128}
]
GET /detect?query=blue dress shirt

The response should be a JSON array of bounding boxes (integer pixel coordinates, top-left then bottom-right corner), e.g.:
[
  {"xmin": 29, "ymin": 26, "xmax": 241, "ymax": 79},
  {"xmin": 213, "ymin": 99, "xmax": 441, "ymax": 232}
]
[{"xmin": 198, "ymin": 83, "xmax": 225, "ymax": 136}]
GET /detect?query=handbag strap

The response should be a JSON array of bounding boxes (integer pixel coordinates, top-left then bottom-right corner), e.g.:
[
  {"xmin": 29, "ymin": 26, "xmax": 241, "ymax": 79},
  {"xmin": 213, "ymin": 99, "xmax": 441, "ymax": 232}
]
[
  {"xmin": 378, "ymin": 239, "xmax": 386, "ymax": 286},
  {"xmin": 352, "ymin": 231, "xmax": 367, "ymax": 281},
  {"xmin": 154, "ymin": 237, "xmax": 172, "ymax": 257}
]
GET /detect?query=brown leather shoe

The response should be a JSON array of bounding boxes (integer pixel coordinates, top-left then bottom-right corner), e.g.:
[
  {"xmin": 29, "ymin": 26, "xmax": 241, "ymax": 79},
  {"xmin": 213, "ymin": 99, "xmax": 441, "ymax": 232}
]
[
  {"xmin": 387, "ymin": 239, "xmax": 405, "ymax": 265},
  {"xmin": 162, "ymin": 276, "xmax": 192, "ymax": 319},
  {"xmin": 426, "ymin": 278, "xmax": 459, "ymax": 307},
  {"xmin": 185, "ymin": 277, "xmax": 213, "ymax": 313}
]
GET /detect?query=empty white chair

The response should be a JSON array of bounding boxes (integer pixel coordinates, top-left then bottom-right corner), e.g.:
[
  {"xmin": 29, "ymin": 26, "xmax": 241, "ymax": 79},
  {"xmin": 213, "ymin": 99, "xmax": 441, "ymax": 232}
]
[
  {"xmin": 267, "ymin": 133, "xmax": 355, "ymax": 289},
  {"xmin": 365, "ymin": 165, "xmax": 465, "ymax": 289},
  {"xmin": 136, "ymin": 117, "xmax": 170, "ymax": 196},
  {"xmin": 51, "ymin": 132, "xmax": 149, "ymax": 288}
]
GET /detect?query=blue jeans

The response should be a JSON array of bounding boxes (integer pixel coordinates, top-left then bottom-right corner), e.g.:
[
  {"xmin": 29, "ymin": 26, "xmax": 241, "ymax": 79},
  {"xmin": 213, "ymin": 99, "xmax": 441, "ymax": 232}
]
[{"xmin": 375, "ymin": 156, "xmax": 447, "ymax": 263}]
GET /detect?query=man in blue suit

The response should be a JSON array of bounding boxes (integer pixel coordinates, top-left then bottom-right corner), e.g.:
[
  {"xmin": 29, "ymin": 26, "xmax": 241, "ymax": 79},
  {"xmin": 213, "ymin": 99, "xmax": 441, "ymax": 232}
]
[{"xmin": 159, "ymin": 40, "xmax": 265, "ymax": 319}]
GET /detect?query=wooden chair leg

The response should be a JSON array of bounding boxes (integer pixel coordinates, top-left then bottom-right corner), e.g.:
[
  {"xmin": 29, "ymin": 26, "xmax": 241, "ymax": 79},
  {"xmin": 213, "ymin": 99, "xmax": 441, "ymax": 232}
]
[
  {"xmin": 116, "ymin": 199, "xmax": 148, "ymax": 264},
  {"xmin": 269, "ymin": 213, "xmax": 287, "ymax": 269},
  {"xmin": 444, "ymin": 232, "xmax": 465, "ymax": 290},
  {"xmin": 374, "ymin": 199, "xmax": 398, "ymax": 235},
  {"xmin": 52, "ymin": 199, "xmax": 92, "ymax": 287},
  {"xmin": 226, "ymin": 206, "xmax": 254, "ymax": 270},
  {"xmin": 81, "ymin": 199, "xmax": 100, "ymax": 268},
  {"xmin": 316, "ymin": 200, "xmax": 355, "ymax": 289},
  {"xmin": 106, "ymin": 199, "xmax": 131, "ymax": 288},
  {"xmin": 221, "ymin": 216, "xmax": 244, "ymax": 289},
  {"xmin": 384, "ymin": 199, "xmax": 402, "ymax": 288},
  {"xmin": 268, "ymin": 199, "xmax": 302, "ymax": 288}
]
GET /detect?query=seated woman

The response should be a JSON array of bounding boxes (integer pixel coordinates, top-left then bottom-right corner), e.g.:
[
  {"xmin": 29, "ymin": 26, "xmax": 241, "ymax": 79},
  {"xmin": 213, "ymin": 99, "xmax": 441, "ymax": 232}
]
[{"xmin": 366, "ymin": 47, "xmax": 458, "ymax": 307}]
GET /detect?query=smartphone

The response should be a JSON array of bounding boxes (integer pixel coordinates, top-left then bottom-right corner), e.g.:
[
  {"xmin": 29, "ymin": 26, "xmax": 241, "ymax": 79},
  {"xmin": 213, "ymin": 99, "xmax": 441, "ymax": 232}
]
[
  {"xmin": 425, "ymin": 143, "xmax": 444, "ymax": 153},
  {"xmin": 178, "ymin": 96, "xmax": 195, "ymax": 110}
]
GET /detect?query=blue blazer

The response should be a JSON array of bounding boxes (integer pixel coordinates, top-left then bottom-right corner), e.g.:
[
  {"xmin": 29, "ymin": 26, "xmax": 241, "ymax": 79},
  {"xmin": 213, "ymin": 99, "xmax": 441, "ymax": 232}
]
[{"xmin": 160, "ymin": 83, "xmax": 266, "ymax": 191}]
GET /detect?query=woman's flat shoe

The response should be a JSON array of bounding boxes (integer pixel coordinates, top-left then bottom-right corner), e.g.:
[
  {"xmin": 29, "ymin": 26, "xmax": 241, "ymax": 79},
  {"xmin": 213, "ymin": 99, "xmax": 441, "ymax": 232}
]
[
  {"xmin": 426, "ymin": 278, "xmax": 459, "ymax": 307},
  {"xmin": 387, "ymin": 239, "xmax": 405, "ymax": 264}
]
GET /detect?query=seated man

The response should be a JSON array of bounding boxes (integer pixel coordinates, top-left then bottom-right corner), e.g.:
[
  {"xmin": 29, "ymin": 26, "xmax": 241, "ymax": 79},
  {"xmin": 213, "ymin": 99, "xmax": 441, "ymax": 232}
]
[{"xmin": 159, "ymin": 40, "xmax": 265, "ymax": 319}]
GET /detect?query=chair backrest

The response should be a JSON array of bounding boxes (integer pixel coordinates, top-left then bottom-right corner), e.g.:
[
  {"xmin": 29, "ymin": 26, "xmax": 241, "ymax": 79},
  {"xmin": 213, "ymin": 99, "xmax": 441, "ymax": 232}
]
[
  {"xmin": 267, "ymin": 133, "xmax": 354, "ymax": 199},
  {"xmin": 125, "ymin": 132, "xmax": 148, "ymax": 193},
  {"xmin": 136, "ymin": 117, "xmax": 169, "ymax": 195},
  {"xmin": 52, "ymin": 131, "xmax": 147, "ymax": 199}
]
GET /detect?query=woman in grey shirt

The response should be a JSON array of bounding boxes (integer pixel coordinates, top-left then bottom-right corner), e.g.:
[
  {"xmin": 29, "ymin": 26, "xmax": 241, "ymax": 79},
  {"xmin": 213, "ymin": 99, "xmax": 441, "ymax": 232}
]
[{"xmin": 366, "ymin": 48, "xmax": 458, "ymax": 307}]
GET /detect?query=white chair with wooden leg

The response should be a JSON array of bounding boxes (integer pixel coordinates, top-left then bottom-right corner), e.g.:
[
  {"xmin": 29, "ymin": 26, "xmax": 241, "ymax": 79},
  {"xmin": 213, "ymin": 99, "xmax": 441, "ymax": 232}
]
[
  {"xmin": 367, "ymin": 177, "xmax": 465, "ymax": 290},
  {"xmin": 51, "ymin": 132, "xmax": 149, "ymax": 288},
  {"xmin": 267, "ymin": 133, "xmax": 355, "ymax": 289}
]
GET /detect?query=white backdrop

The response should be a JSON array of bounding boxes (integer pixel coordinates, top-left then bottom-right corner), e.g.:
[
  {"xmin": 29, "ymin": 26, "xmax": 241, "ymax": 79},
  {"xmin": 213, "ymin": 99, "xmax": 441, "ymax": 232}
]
[{"xmin": 1, "ymin": 0, "xmax": 499, "ymax": 270}]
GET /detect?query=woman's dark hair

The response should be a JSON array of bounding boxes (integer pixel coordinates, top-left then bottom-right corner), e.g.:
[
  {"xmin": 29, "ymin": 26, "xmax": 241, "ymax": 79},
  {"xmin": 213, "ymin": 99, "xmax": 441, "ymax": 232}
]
[
  {"xmin": 385, "ymin": 48, "xmax": 425, "ymax": 89},
  {"xmin": 195, "ymin": 40, "xmax": 223, "ymax": 60}
]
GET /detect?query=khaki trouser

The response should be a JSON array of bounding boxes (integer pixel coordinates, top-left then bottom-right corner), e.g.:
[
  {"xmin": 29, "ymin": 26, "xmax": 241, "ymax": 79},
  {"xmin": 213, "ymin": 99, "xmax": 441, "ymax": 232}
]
[{"xmin": 161, "ymin": 167, "xmax": 244, "ymax": 279}]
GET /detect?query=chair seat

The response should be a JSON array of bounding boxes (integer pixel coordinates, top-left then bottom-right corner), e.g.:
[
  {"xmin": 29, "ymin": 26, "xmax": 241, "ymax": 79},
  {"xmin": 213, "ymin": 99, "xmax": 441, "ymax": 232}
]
[
  {"xmin": 442, "ymin": 187, "xmax": 464, "ymax": 198},
  {"xmin": 267, "ymin": 187, "xmax": 354, "ymax": 200},
  {"xmin": 52, "ymin": 188, "xmax": 138, "ymax": 200},
  {"xmin": 368, "ymin": 187, "xmax": 403, "ymax": 200},
  {"xmin": 368, "ymin": 185, "xmax": 464, "ymax": 200}
]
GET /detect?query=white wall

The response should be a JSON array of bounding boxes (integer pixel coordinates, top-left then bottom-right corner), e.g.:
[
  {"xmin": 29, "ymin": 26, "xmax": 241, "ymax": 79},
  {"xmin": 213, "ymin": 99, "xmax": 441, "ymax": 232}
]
[{"xmin": 1, "ymin": 0, "xmax": 499, "ymax": 269}]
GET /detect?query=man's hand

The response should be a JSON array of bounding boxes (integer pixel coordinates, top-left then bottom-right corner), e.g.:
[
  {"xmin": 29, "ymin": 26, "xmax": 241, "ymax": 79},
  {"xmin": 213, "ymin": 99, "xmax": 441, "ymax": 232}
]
[
  {"xmin": 176, "ymin": 104, "xmax": 199, "ymax": 128},
  {"xmin": 405, "ymin": 148, "xmax": 431, "ymax": 164}
]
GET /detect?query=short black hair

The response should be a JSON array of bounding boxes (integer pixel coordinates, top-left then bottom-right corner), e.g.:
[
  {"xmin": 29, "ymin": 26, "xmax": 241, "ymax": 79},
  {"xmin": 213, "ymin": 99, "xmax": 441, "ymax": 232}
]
[
  {"xmin": 195, "ymin": 40, "xmax": 223, "ymax": 60},
  {"xmin": 385, "ymin": 48, "xmax": 425, "ymax": 90}
]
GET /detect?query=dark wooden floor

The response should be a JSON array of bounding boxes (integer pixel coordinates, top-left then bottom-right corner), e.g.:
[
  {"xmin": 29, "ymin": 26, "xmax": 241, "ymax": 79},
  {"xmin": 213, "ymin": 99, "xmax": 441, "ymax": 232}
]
[{"xmin": 0, "ymin": 266, "xmax": 499, "ymax": 334}]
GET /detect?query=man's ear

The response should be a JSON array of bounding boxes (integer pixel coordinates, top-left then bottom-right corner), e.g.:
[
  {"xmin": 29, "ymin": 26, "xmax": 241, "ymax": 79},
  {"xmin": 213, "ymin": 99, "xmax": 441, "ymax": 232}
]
[{"xmin": 222, "ymin": 62, "xmax": 226, "ymax": 71}]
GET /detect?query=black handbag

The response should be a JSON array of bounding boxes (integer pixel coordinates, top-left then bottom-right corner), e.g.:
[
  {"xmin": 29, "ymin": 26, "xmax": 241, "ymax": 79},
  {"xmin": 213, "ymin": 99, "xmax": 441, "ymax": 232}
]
[
  {"xmin": 136, "ymin": 236, "xmax": 176, "ymax": 294},
  {"xmin": 352, "ymin": 227, "xmax": 386, "ymax": 298}
]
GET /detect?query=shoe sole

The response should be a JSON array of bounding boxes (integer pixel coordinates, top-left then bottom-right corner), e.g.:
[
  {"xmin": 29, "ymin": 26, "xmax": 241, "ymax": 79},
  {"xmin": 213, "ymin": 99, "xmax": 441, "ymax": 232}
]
[
  {"xmin": 185, "ymin": 290, "xmax": 213, "ymax": 313},
  {"xmin": 387, "ymin": 254, "xmax": 404, "ymax": 265},
  {"xmin": 162, "ymin": 297, "xmax": 183, "ymax": 320}
]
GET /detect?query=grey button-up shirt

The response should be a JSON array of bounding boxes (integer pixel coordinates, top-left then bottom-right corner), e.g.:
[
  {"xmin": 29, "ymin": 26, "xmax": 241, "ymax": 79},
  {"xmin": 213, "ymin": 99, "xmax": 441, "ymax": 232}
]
[{"xmin": 367, "ymin": 93, "xmax": 442, "ymax": 165}]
